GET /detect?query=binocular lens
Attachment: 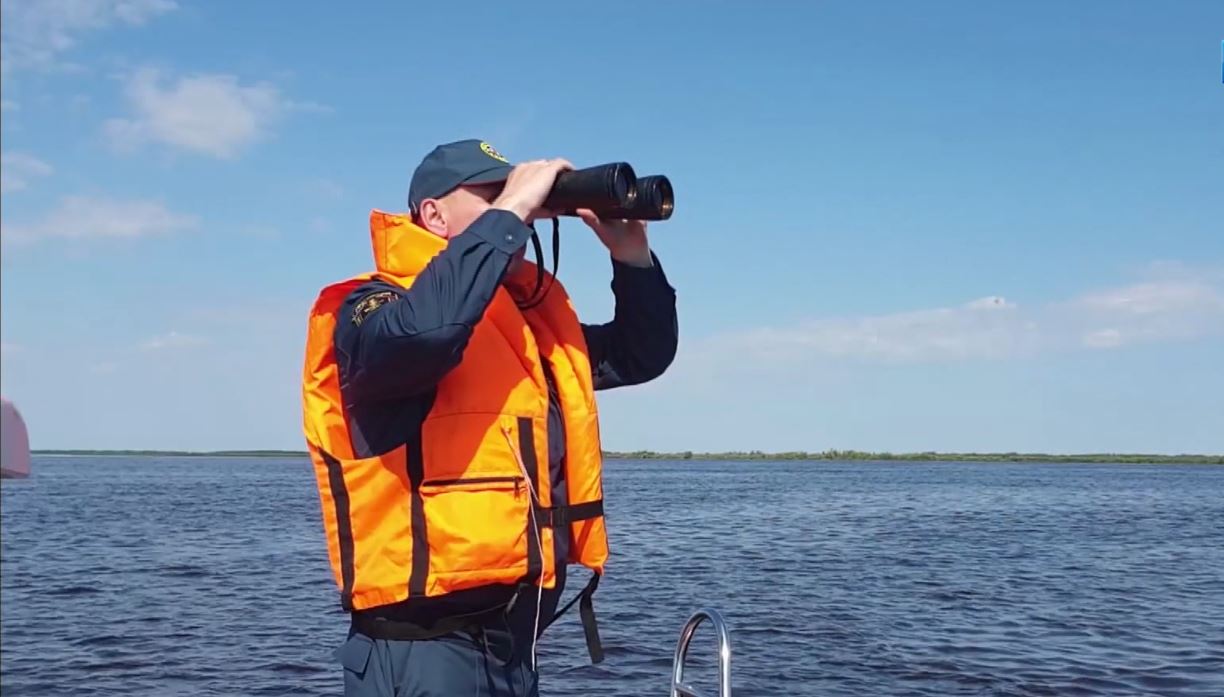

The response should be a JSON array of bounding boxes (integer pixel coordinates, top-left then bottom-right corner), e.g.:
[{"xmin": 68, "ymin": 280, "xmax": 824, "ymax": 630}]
[
  {"xmin": 636, "ymin": 175, "xmax": 674, "ymax": 220},
  {"xmin": 610, "ymin": 166, "xmax": 638, "ymax": 208},
  {"xmin": 541, "ymin": 162, "xmax": 674, "ymax": 221},
  {"xmin": 591, "ymin": 174, "xmax": 673, "ymax": 221}
]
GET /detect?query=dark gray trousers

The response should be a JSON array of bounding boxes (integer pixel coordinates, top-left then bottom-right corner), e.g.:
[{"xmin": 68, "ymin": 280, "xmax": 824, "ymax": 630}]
[
  {"xmin": 336, "ymin": 624, "xmax": 539, "ymax": 697},
  {"xmin": 337, "ymin": 567, "xmax": 568, "ymax": 695}
]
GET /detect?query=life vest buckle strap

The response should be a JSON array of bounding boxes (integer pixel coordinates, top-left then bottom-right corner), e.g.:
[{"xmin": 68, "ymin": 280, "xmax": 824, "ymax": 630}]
[
  {"xmin": 579, "ymin": 579, "xmax": 604, "ymax": 664},
  {"xmin": 532, "ymin": 499, "xmax": 604, "ymax": 528},
  {"xmin": 541, "ymin": 570, "xmax": 604, "ymax": 663}
]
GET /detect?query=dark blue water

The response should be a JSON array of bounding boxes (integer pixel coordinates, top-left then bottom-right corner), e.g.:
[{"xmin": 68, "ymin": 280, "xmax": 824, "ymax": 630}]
[{"xmin": 2, "ymin": 457, "xmax": 1222, "ymax": 696}]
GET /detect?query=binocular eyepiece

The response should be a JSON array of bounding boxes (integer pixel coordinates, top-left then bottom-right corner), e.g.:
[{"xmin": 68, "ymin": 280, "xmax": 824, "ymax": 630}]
[{"xmin": 543, "ymin": 162, "xmax": 674, "ymax": 221}]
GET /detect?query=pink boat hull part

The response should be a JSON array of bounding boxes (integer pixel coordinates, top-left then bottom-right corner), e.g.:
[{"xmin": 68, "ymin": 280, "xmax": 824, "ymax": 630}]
[{"xmin": 2, "ymin": 397, "xmax": 31, "ymax": 478}]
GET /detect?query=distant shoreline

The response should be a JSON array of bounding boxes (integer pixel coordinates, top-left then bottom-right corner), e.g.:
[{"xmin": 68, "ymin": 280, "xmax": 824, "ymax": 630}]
[{"xmin": 29, "ymin": 449, "xmax": 1224, "ymax": 465}]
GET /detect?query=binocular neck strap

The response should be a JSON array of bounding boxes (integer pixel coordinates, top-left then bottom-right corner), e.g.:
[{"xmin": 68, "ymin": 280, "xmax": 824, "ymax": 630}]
[{"xmin": 517, "ymin": 217, "xmax": 560, "ymax": 311}]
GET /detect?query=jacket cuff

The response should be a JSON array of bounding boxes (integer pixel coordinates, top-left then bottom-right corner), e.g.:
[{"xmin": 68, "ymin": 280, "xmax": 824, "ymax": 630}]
[
  {"xmin": 468, "ymin": 209, "xmax": 534, "ymax": 254},
  {"xmin": 611, "ymin": 251, "xmax": 674, "ymax": 294}
]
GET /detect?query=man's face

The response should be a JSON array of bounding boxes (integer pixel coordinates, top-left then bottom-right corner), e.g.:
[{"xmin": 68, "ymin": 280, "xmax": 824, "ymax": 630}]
[
  {"xmin": 419, "ymin": 181, "xmax": 528, "ymax": 272},
  {"xmin": 415, "ymin": 182, "xmax": 500, "ymax": 239}
]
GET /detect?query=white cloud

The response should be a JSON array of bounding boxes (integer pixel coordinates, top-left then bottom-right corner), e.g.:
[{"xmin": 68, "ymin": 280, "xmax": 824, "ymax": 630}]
[
  {"xmin": 140, "ymin": 331, "xmax": 206, "ymax": 352},
  {"xmin": 1, "ymin": 195, "xmax": 197, "ymax": 242},
  {"xmin": 1, "ymin": 100, "xmax": 18, "ymax": 111},
  {"xmin": 1082, "ymin": 329, "xmax": 1122, "ymax": 349},
  {"xmin": 0, "ymin": 0, "xmax": 176, "ymax": 76},
  {"xmin": 0, "ymin": 153, "xmax": 54, "ymax": 193},
  {"xmin": 1072, "ymin": 280, "xmax": 1221, "ymax": 316},
  {"xmin": 965, "ymin": 295, "xmax": 1015, "ymax": 310},
  {"xmin": 1060, "ymin": 278, "xmax": 1224, "ymax": 349},
  {"xmin": 0, "ymin": 341, "xmax": 22, "ymax": 355},
  {"xmin": 690, "ymin": 266, "xmax": 1224, "ymax": 368},
  {"xmin": 710, "ymin": 296, "xmax": 1036, "ymax": 364},
  {"xmin": 104, "ymin": 68, "xmax": 293, "ymax": 158}
]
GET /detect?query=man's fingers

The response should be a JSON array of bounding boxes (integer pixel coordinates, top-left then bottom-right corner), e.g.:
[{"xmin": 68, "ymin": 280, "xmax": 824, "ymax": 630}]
[
  {"xmin": 492, "ymin": 157, "xmax": 580, "ymax": 221},
  {"xmin": 575, "ymin": 209, "xmax": 603, "ymax": 229}
]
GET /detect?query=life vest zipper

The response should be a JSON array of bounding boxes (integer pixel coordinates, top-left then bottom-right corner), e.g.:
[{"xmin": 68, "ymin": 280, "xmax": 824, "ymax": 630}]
[{"xmin": 422, "ymin": 476, "xmax": 523, "ymax": 488}]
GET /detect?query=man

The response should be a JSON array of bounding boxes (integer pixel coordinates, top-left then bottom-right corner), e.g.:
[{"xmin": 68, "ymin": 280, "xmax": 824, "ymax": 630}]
[{"xmin": 300, "ymin": 139, "xmax": 678, "ymax": 696}]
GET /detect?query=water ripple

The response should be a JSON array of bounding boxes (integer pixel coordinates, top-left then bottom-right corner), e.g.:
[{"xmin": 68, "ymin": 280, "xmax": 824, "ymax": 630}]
[{"xmin": 3, "ymin": 457, "xmax": 1223, "ymax": 696}]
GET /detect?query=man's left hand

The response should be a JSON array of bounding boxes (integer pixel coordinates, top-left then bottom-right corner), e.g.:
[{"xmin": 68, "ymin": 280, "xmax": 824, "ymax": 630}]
[{"xmin": 577, "ymin": 209, "xmax": 653, "ymax": 268}]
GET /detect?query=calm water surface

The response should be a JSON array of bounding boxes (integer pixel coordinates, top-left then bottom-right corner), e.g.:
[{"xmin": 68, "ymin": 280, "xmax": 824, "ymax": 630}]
[{"xmin": 2, "ymin": 457, "xmax": 1222, "ymax": 696}]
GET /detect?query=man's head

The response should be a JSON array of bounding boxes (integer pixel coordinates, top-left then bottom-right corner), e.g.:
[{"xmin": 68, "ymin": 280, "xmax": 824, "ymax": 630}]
[{"xmin": 408, "ymin": 139, "xmax": 513, "ymax": 239}]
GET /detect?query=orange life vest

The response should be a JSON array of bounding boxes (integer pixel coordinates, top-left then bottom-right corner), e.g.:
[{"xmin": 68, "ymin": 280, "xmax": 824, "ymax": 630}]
[{"xmin": 301, "ymin": 210, "xmax": 608, "ymax": 612}]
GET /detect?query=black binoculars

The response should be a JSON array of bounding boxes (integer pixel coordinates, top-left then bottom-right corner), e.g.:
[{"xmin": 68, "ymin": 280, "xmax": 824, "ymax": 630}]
[{"xmin": 543, "ymin": 162, "xmax": 674, "ymax": 221}]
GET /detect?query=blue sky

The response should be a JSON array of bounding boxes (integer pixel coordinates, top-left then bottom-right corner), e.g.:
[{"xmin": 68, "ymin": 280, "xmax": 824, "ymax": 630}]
[{"xmin": 2, "ymin": 1, "xmax": 1221, "ymax": 454}]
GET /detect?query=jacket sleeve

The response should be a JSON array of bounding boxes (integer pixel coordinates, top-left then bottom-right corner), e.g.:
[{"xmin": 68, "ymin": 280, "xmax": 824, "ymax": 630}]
[
  {"xmin": 333, "ymin": 209, "xmax": 534, "ymax": 402},
  {"xmin": 582, "ymin": 253, "xmax": 679, "ymax": 391}
]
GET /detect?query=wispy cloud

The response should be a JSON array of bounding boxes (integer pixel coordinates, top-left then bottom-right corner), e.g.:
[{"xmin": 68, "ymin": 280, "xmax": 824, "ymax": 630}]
[
  {"xmin": 689, "ymin": 265, "xmax": 1224, "ymax": 369},
  {"xmin": 140, "ymin": 331, "xmax": 207, "ymax": 352},
  {"xmin": 1, "ymin": 100, "xmax": 18, "ymax": 111},
  {"xmin": 0, "ymin": 152, "xmax": 54, "ymax": 193},
  {"xmin": 306, "ymin": 178, "xmax": 346, "ymax": 201},
  {"xmin": 1, "ymin": 195, "xmax": 198, "ymax": 242},
  {"xmin": 0, "ymin": 341, "xmax": 22, "ymax": 355},
  {"xmin": 103, "ymin": 68, "xmax": 313, "ymax": 159},
  {"xmin": 710, "ymin": 295, "xmax": 1039, "ymax": 365},
  {"xmin": 0, "ymin": 0, "xmax": 177, "ymax": 76},
  {"xmin": 1060, "ymin": 276, "xmax": 1224, "ymax": 349}
]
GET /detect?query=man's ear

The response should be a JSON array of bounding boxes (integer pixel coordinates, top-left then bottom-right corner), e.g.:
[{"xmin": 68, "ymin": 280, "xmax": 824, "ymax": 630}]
[{"xmin": 416, "ymin": 199, "xmax": 447, "ymax": 237}]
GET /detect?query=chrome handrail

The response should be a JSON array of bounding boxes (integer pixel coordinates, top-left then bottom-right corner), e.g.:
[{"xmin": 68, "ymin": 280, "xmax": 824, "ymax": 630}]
[{"xmin": 670, "ymin": 608, "xmax": 732, "ymax": 697}]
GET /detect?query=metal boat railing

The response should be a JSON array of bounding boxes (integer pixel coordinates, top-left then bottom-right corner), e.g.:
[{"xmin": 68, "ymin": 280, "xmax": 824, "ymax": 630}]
[{"xmin": 670, "ymin": 608, "xmax": 732, "ymax": 697}]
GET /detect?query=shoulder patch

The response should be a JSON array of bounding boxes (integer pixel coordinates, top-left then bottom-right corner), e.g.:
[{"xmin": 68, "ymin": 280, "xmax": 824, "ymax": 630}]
[{"xmin": 351, "ymin": 290, "xmax": 398, "ymax": 326}]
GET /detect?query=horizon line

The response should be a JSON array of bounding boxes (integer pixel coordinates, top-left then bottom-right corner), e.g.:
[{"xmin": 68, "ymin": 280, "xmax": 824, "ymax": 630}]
[{"xmin": 26, "ymin": 448, "xmax": 1224, "ymax": 464}]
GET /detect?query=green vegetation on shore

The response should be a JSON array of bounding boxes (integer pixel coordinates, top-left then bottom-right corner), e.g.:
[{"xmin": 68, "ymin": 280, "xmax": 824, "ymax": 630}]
[
  {"xmin": 603, "ymin": 450, "xmax": 1223, "ymax": 464},
  {"xmin": 31, "ymin": 449, "xmax": 1223, "ymax": 464},
  {"xmin": 34, "ymin": 449, "xmax": 307, "ymax": 458}
]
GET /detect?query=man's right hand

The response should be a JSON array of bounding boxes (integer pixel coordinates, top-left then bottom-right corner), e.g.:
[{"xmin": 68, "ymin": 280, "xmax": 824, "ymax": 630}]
[{"xmin": 491, "ymin": 159, "xmax": 574, "ymax": 223}]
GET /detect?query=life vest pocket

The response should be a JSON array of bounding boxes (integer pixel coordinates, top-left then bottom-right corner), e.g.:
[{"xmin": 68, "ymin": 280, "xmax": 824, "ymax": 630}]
[{"xmin": 418, "ymin": 476, "xmax": 531, "ymax": 585}]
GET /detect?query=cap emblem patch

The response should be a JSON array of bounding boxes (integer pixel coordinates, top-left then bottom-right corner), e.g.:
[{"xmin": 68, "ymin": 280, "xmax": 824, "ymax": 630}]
[{"xmin": 480, "ymin": 142, "xmax": 509, "ymax": 163}]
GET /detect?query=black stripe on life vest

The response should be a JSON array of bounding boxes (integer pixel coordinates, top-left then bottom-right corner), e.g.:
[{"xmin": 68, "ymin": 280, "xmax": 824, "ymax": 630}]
[
  {"xmin": 534, "ymin": 499, "xmax": 604, "ymax": 527},
  {"xmin": 518, "ymin": 416, "xmax": 543, "ymax": 585},
  {"xmin": 321, "ymin": 448, "xmax": 355, "ymax": 610},
  {"xmin": 407, "ymin": 435, "xmax": 429, "ymax": 597}
]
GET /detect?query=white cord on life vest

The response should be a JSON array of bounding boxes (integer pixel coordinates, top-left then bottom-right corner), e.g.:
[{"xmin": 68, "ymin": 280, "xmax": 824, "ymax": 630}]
[{"xmin": 502, "ymin": 424, "xmax": 544, "ymax": 672}]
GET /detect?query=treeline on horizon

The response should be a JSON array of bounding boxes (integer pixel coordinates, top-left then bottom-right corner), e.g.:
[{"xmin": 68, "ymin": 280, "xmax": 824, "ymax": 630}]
[
  {"xmin": 30, "ymin": 449, "xmax": 1224, "ymax": 464},
  {"xmin": 603, "ymin": 450, "xmax": 1224, "ymax": 464}
]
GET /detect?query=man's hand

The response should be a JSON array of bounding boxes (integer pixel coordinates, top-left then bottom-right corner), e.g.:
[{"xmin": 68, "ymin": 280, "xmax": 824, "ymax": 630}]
[
  {"xmin": 577, "ymin": 210, "xmax": 653, "ymax": 268},
  {"xmin": 491, "ymin": 159, "xmax": 574, "ymax": 223}
]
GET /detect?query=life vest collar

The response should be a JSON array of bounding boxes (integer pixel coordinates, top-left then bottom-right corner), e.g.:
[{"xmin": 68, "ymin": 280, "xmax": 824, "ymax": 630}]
[
  {"xmin": 368, "ymin": 210, "xmax": 444, "ymax": 278},
  {"xmin": 367, "ymin": 209, "xmax": 547, "ymax": 294}
]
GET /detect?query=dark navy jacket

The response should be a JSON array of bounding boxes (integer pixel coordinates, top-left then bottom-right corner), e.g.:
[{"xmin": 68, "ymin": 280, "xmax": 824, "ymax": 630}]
[{"xmin": 333, "ymin": 209, "xmax": 678, "ymax": 627}]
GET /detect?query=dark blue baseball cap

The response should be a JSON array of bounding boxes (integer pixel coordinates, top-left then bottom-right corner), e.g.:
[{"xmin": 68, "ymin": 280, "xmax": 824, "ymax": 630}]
[{"xmin": 407, "ymin": 139, "xmax": 514, "ymax": 214}]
